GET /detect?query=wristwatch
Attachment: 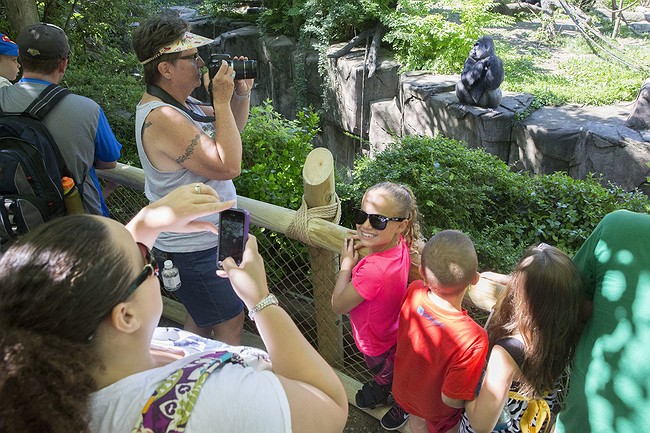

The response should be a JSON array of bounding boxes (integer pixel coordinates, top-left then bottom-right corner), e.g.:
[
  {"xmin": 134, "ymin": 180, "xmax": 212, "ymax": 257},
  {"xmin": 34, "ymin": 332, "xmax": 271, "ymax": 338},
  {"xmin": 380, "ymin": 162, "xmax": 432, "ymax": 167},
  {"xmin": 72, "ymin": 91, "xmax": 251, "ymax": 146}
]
[{"xmin": 248, "ymin": 293, "xmax": 279, "ymax": 321}]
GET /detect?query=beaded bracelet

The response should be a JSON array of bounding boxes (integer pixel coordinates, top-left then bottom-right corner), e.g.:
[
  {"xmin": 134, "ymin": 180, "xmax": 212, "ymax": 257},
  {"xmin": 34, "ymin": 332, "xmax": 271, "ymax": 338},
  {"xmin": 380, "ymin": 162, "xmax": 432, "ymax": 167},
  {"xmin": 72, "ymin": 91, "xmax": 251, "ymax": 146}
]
[{"xmin": 248, "ymin": 293, "xmax": 279, "ymax": 321}]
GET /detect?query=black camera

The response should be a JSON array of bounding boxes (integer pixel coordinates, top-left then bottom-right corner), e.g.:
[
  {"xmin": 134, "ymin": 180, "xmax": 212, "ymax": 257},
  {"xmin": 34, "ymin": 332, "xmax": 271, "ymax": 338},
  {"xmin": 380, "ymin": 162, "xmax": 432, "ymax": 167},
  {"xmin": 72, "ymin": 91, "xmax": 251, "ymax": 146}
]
[{"xmin": 208, "ymin": 53, "xmax": 258, "ymax": 80}]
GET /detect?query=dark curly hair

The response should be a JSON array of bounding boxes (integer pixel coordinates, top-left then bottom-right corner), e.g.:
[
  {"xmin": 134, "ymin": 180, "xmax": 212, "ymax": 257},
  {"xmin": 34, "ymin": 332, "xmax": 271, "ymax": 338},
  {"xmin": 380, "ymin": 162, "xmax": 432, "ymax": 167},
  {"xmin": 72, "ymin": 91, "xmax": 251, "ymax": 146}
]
[
  {"xmin": 0, "ymin": 215, "xmax": 138, "ymax": 432},
  {"xmin": 132, "ymin": 10, "xmax": 190, "ymax": 85}
]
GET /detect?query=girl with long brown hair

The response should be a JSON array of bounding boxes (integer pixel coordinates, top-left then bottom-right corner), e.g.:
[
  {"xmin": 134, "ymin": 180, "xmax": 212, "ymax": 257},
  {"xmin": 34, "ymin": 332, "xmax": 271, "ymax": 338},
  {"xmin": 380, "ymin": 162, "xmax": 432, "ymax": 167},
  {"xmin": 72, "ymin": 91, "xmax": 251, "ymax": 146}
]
[{"xmin": 461, "ymin": 244, "xmax": 583, "ymax": 433}]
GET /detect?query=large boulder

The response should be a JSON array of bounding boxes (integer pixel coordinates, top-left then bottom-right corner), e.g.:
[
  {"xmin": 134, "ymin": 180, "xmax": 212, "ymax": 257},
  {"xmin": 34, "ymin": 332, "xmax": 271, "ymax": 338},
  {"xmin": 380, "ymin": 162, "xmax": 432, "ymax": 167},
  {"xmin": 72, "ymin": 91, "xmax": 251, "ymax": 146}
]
[
  {"xmin": 513, "ymin": 103, "xmax": 650, "ymax": 191},
  {"xmin": 627, "ymin": 78, "xmax": 650, "ymax": 131},
  {"xmin": 400, "ymin": 72, "xmax": 534, "ymax": 163},
  {"xmin": 326, "ymin": 44, "xmax": 401, "ymax": 136}
]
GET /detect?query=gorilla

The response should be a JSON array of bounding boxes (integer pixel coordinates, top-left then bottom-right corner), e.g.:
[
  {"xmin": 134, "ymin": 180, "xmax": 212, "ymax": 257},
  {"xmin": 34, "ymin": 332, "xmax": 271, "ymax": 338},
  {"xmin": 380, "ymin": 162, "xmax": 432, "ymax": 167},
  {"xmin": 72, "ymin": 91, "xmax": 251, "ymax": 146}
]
[{"xmin": 455, "ymin": 36, "xmax": 505, "ymax": 109}]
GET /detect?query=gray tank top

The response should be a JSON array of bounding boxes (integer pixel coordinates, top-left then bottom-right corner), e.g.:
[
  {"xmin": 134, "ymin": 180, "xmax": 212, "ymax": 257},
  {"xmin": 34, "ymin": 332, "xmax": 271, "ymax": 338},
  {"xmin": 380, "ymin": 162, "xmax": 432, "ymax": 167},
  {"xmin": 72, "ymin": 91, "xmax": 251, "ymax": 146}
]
[{"xmin": 135, "ymin": 100, "xmax": 237, "ymax": 252}]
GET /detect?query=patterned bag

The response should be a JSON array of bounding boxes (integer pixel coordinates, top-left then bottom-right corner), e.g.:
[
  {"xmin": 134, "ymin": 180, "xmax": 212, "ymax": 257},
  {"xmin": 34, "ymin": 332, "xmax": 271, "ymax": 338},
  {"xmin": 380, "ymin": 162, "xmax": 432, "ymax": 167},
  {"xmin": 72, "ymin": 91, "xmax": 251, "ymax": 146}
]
[{"xmin": 132, "ymin": 351, "xmax": 241, "ymax": 433}]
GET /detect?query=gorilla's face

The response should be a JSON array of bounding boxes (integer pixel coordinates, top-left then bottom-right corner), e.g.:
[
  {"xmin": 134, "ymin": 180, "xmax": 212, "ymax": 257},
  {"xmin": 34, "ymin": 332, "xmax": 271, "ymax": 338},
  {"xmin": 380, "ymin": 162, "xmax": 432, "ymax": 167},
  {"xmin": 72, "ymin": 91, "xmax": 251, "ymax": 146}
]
[{"xmin": 470, "ymin": 37, "xmax": 495, "ymax": 60}]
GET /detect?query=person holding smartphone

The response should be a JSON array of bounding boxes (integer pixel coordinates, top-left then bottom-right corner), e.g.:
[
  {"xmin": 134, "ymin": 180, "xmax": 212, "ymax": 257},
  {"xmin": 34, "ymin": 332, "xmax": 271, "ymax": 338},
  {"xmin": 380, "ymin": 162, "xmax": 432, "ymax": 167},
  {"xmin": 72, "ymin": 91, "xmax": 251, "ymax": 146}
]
[
  {"xmin": 0, "ymin": 183, "xmax": 349, "ymax": 433},
  {"xmin": 132, "ymin": 12, "xmax": 254, "ymax": 344}
]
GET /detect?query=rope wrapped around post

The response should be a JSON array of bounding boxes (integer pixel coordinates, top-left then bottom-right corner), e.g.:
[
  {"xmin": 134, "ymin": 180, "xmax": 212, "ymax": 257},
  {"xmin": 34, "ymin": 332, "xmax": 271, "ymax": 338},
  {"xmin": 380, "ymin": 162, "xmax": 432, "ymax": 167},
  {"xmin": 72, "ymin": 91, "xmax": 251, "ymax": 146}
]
[{"xmin": 286, "ymin": 194, "xmax": 342, "ymax": 246}]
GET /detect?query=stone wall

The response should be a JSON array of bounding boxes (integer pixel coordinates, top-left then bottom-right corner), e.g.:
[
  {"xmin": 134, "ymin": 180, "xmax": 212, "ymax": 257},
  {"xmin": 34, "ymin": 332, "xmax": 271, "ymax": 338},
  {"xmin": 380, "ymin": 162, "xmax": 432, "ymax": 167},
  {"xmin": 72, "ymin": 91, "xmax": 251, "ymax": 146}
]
[{"xmin": 189, "ymin": 17, "xmax": 650, "ymax": 193}]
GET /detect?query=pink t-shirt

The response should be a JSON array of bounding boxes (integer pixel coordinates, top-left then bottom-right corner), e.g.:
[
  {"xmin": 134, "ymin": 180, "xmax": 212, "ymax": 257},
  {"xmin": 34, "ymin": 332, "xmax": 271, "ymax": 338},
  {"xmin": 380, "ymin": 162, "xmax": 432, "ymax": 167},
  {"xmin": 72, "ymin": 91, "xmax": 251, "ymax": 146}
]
[{"xmin": 349, "ymin": 237, "xmax": 410, "ymax": 356}]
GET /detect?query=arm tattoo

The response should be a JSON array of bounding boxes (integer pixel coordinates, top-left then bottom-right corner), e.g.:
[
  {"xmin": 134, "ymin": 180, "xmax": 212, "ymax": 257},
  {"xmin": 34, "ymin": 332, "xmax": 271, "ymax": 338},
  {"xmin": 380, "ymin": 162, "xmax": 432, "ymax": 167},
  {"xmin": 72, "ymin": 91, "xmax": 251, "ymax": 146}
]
[
  {"xmin": 143, "ymin": 120, "xmax": 152, "ymax": 129},
  {"xmin": 175, "ymin": 134, "xmax": 201, "ymax": 164}
]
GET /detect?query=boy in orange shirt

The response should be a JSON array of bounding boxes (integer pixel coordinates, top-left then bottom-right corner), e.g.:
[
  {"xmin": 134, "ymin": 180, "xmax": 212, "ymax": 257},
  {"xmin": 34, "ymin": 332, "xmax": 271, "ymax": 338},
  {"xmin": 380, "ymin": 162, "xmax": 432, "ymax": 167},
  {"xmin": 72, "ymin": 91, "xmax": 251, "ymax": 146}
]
[{"xmin": 392, "ymin": 230, "xmax": 488, "ymax": 433}]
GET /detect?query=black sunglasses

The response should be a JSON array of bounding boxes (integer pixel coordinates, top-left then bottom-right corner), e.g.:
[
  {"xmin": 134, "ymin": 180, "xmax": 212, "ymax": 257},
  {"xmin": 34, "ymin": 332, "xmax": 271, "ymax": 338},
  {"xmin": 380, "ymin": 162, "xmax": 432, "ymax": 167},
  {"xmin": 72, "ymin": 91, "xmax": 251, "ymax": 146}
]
[
  {"xmin": 122, "ymin": 242, "xmax": 159, "ymax": 300},
  {"xmin": 352, "ymin": 208, "xmax": 407, "ymax": 231}
]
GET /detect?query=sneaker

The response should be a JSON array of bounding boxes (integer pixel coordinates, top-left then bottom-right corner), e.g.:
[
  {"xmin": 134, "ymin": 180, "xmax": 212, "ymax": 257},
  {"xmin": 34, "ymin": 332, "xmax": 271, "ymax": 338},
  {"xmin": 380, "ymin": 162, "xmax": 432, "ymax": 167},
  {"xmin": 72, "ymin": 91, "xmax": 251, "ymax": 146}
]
[{"xmin": 380, "ymin": 404, "xmax": 409, "ymax": 430}]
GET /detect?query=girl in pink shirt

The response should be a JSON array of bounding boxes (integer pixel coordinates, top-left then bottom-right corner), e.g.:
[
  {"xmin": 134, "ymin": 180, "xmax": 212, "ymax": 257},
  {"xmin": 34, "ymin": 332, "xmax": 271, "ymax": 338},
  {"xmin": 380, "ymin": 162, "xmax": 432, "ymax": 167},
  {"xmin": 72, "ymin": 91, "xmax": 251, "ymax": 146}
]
[{"xmin": 331, "ymin": 182, "xmax": 422, "ymax": 430}]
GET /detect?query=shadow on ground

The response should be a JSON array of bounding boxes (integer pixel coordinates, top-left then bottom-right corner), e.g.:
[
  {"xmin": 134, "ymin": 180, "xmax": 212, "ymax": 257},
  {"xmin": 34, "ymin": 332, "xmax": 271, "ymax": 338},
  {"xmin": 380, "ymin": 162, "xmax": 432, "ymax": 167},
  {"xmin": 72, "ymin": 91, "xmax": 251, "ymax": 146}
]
[{"xmin": 345, "ymin": 405, "xmax": 386, "ymax": 432}]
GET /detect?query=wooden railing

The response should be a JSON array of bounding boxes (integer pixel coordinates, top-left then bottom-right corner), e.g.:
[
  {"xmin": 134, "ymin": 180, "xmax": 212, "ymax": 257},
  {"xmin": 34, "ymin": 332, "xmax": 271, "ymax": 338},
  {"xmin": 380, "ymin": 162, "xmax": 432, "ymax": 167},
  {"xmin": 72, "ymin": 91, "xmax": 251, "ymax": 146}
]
[{"xmin": 97, "ymin": 149, "xmax": 505, "ymax": 432}]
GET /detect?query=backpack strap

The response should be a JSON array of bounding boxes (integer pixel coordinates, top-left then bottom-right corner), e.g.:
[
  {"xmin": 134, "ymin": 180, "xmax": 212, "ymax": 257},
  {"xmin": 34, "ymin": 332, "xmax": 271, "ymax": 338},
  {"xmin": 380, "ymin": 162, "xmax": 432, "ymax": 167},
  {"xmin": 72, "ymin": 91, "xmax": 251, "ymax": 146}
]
[
  {"xmin": 5, "ymin": 84, "xmax": 75, "ymax": 182},
  {"xmin": 132, "ymin": 350, "xmax": 239, "ymax": 433},
  {"xmin": 24, "ymin": 84, "xmax": 70, "ymax": 120}
]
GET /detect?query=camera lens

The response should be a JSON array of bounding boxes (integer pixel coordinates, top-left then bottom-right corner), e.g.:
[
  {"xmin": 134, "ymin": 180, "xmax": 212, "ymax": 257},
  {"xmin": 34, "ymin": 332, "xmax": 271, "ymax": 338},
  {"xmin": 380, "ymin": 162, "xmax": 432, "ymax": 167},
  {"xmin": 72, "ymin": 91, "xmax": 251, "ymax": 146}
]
[
  {"xmin": 231, "ymin": 59, "xmax": 257, "ymax": 80},
  {"xmin": 208, "ymin": 54, "xmax": 258, "ymax": 80}
]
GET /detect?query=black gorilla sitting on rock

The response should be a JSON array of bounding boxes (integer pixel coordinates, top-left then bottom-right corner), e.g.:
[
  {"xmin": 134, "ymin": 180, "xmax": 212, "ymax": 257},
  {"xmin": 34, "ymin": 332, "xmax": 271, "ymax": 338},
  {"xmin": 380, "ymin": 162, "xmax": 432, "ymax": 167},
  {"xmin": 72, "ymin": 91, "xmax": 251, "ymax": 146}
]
[{"xmin": 455, "ymin": 36, "xmax": 505, "ymax": 109}]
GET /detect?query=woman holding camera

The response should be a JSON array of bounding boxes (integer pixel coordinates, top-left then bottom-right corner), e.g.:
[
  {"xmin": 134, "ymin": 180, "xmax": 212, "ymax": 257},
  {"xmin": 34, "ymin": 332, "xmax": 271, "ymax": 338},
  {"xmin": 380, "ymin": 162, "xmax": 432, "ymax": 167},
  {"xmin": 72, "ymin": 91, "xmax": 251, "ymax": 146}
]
[
  {"xmin": 0, "ymin": 183, "xmax": 349, "ymax": 433},
  {"xmin": 132, "ymin": 12, "xmax": 254, "ymax": 344}
]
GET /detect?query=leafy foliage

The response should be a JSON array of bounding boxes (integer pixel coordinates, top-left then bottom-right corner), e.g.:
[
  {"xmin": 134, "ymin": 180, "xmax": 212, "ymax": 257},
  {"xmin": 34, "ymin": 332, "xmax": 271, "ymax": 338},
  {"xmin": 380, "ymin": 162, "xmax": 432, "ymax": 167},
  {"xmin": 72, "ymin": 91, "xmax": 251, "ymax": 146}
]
[
  {"xmin": 237, "ymin": 100, "xmax": 319, "ymax": 209},
  {"xmin": 381, "ymin": 0, "xmax": 512, "ymax": 73},
  {"xmin": 235, "ymin": 100, "xmax": 320, "ymax": 286},
  {"xmin": 63, "ymin": 48, "xmax": 143, "ymax": 165},
  {"xmin": 500, "ymin": 37, "xmax": 649, "ymax": 106},
  {"xmin": 259, "ymin": 0, "xmax": 392, "ymax": 40},
  {"xmin": 339, "ymin": 136, "xmax": 650, "ymax": 272},
  {"xmin": 199, "ymin": 0, "xmax": 258, "ymax": 22}
]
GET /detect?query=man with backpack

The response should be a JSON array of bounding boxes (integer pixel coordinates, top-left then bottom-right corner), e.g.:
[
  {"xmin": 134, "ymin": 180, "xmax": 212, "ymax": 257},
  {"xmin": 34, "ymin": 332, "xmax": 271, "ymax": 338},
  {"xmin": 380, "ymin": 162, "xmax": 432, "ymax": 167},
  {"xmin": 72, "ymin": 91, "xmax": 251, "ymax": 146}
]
[{"xmin": 0, "ymin": 23, "xmax": 121, "ymax": 219}]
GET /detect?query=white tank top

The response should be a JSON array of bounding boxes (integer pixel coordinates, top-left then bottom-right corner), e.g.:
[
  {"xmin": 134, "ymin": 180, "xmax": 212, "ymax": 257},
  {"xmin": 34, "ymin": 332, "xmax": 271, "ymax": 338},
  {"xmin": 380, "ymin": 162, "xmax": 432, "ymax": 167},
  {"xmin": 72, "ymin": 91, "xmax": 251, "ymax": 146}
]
[{"xmin": 135, "ymin": 100, "xmax": 237, "ymax": 252}]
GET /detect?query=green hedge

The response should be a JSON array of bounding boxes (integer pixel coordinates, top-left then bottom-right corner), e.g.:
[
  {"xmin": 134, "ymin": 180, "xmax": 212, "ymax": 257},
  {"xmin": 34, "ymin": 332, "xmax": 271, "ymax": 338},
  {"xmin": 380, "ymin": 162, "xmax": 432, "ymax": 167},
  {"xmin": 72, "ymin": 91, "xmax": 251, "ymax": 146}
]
[{"xmin": 338, "ymin": 136, "xmax": 650, "ymax": 272}]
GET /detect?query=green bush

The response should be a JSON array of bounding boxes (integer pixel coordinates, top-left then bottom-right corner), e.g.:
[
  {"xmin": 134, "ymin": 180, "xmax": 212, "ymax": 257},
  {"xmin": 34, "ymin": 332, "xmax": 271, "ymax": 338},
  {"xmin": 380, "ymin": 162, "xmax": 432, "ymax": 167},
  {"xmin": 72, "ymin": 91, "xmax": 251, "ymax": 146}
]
[
  {"xmin": 339, "ymin": 136, "xmax": 650, "ymax": 272},
  {"xmin": 382, "ymin": 0, "xmax": 512, "ymax": 73},
  {"xmin": 235, "ymin": 100, "xmax": 320, "ymax": 285},
  {"xmin": 237, "ymin": 100, "xmax": 319, "ymax": 208},
  {"xmin": 63, "ymin": 49, "xmax": 143, "ymax": 166}
]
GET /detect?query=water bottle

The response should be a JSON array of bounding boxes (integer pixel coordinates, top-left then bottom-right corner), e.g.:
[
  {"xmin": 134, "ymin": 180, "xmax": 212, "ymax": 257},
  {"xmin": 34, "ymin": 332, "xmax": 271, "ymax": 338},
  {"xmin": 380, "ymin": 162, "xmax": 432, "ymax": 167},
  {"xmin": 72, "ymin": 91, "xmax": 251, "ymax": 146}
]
[
  {"xmin": 62, "ymin": 176, "xmax": 85, "ymax": 214},
  {"xmin": 161, "ymin": 260, "xmax": 181, "ymax": 292},
  {"xmin": 494, "ymin": 403, "xmax": 512, "ymax": 430}
]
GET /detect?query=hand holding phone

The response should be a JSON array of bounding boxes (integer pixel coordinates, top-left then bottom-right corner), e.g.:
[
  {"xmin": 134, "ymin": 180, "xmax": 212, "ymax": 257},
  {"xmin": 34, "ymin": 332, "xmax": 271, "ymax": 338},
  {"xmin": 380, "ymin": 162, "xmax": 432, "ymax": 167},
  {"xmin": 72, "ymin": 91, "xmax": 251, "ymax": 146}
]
[{"xmin": 217, "ymin": 208, "xmax": 250, "ymax": 269}]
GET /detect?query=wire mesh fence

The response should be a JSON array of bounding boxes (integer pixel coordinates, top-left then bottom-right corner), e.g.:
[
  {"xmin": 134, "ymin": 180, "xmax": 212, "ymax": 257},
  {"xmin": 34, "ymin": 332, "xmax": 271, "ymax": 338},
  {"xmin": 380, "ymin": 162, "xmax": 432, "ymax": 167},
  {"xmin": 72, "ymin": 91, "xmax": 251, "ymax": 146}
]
[
  {"xmin": 103, "ymin": 181, "xmax": 373, "ymax": 384},
  {"xmin": 103, "ymin": 170, "xmax": 575, "ymax": 415}
]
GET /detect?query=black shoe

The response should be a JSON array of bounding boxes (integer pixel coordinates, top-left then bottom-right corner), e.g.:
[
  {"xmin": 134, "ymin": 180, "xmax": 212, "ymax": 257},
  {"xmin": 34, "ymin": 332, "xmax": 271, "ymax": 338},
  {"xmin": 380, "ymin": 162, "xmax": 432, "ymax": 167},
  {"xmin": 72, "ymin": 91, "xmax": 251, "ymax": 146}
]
[
  {"xmin": 380, "ymin": 404, "xmax": 409, "ymax": 430},
  {"xmin": 355, "ymin": 380, "xmax": 391, "ymax": 409}
]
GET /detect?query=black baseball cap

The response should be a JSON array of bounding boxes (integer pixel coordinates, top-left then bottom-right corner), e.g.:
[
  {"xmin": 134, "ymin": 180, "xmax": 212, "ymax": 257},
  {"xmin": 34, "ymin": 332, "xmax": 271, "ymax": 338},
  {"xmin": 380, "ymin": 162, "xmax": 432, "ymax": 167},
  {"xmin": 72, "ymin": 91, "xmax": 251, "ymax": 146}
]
[{"xmin": 17, "ymin": 23, "xmax": 70, "ymax": 59}]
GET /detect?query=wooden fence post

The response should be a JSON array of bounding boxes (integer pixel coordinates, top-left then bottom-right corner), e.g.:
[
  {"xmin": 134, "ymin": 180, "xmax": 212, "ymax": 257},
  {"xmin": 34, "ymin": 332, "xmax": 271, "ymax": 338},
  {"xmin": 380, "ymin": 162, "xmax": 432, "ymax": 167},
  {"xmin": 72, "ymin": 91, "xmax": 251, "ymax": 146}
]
[{"xmin": 302, "ymin": 148, "xmax": 344, "ymax": 367}]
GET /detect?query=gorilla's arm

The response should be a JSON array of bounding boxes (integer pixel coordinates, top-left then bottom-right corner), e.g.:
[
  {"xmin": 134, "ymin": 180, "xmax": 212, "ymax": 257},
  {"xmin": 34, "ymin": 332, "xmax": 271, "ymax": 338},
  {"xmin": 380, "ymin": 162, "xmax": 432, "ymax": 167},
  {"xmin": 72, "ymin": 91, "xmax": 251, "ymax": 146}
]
[
  {"xmin": 460, "ymin": 57, "xmax": 485, "ymax": 90},
  {"xmin": 483, "ymin": 56, "xmax": 504, "ymax": 91}
]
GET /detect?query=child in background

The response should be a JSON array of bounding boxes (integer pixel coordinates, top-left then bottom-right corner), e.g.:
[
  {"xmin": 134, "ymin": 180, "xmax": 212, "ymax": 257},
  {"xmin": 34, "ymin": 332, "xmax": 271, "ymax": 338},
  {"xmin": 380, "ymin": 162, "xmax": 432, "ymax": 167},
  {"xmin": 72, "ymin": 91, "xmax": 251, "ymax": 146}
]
[
  {"xmin": 331, "ymin": 181, "xmax": 422, "ymax": 431},
  {"xmin": 392, "ymin": 230, "xmax": 489, "ymax": 433},
  {"xmin": 460, "ymin": 244, "xmax": 583, "ymax": 433},
  {"xmin": 0, "ymin": 34, "xmax": 19, "ymax": 87}
]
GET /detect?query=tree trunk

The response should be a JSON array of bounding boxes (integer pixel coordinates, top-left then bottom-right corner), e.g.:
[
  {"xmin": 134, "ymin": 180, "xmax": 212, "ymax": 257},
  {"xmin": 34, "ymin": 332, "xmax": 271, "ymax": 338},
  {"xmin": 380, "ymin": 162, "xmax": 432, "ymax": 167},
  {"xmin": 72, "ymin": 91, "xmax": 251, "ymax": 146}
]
[
  {"xmin": 43, "ymin": 0, "xmax": 68, "ymax": 29},
  {"xmin": 3, "ymin": 0, "xmax": 40, "ymax": 36}
]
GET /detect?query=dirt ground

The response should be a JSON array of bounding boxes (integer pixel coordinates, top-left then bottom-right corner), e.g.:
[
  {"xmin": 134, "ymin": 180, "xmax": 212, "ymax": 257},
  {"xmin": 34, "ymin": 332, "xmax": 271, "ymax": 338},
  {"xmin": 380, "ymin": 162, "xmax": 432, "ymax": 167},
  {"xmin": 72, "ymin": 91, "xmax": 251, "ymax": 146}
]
[
  {"xmin": 486, "ymin": 5, "xmax": 650, "ymax": 74},
  {"xmin": 345, "ymin": 406, "xmax": 386, "ymax": 433}
]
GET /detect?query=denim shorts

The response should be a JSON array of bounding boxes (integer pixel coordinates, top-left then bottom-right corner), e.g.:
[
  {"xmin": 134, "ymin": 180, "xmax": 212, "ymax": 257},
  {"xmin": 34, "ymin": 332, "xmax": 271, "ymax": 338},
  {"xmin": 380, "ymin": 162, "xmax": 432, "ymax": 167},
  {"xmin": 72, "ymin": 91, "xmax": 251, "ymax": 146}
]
[{"xmin": 153, "ymin": 246, "xmax": 244, "ymax": 328}]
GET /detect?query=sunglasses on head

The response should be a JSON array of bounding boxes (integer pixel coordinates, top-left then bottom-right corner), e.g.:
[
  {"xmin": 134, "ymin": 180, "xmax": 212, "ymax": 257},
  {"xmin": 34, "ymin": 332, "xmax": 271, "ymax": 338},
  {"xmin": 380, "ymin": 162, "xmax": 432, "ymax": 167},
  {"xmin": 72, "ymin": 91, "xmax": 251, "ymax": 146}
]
[
  {"xmin": 122, "ymin": 242, "xmax": 159, "ymax": 300},
  {"xmin": 352, "ymin": 208, "xmax": 407, "ymax": 231}
]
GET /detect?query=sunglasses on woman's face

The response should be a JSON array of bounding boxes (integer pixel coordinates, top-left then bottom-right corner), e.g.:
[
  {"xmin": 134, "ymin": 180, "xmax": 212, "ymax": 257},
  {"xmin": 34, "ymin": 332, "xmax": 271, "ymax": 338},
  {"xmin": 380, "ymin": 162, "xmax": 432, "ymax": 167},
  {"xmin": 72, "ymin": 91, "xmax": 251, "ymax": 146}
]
[
  {"xmin": 178, "ymin": 51, "xmax": 201, "ymax": 64},
  {"xmin": 123, "ymin": 242, "xmax": 159, "ymax": 300},
  {"xmin": 352, "ymin": 208, "xmax": 407, "ymax": 231}
]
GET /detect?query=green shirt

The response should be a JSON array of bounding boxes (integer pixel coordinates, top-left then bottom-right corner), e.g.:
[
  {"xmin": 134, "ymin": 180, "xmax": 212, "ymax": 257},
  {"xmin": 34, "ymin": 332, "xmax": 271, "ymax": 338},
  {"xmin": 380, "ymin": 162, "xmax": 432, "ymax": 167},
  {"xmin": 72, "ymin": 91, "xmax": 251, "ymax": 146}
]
[{"xmin": 556, "ymin": 210, "xmax": 650, "ymax": 433}]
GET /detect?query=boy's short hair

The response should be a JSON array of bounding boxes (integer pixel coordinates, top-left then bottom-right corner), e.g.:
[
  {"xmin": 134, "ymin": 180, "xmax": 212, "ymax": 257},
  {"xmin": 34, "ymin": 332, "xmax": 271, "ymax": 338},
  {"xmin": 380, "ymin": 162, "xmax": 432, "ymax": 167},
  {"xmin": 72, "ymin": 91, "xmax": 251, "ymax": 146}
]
[{"xmin": 421, "ymin": 229, "xmax": 478, "ymax": 295}]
